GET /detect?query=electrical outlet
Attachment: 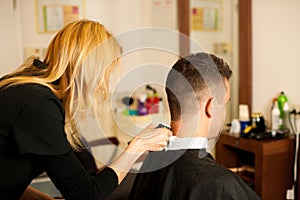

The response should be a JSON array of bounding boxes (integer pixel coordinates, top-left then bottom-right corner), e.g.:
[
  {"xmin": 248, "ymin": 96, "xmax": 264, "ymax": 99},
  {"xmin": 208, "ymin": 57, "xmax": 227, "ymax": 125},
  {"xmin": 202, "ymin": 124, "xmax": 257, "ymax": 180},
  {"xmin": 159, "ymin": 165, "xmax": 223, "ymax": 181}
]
[{"xmin": 213, "ymin": 42, "xmax": 232, "ymax": 54}]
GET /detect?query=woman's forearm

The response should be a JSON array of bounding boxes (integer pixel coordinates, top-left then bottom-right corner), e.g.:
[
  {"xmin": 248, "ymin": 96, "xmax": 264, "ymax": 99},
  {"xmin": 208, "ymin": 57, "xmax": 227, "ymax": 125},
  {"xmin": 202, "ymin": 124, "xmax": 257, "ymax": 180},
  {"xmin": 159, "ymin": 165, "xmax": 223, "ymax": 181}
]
[{"xmin": 108, "ymin": 148, "xmax": 142, "ymax": 184}]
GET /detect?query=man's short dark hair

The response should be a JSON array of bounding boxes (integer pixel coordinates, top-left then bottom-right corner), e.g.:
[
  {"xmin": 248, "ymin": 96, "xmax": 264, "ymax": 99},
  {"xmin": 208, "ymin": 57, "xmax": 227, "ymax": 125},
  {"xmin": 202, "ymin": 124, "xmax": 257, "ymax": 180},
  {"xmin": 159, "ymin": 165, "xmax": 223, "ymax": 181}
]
[{"xmin": 165, "ymin": 52, "xmax": 232, "ymax": 121}]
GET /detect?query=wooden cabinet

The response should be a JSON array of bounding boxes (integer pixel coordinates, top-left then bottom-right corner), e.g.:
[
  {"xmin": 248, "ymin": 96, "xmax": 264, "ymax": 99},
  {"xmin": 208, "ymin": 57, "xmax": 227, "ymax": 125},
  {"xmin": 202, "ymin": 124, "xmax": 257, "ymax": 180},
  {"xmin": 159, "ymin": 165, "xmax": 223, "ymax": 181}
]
[{"xmin": 216, "ymin": 132, "xmax": 295, "ymax": 200}]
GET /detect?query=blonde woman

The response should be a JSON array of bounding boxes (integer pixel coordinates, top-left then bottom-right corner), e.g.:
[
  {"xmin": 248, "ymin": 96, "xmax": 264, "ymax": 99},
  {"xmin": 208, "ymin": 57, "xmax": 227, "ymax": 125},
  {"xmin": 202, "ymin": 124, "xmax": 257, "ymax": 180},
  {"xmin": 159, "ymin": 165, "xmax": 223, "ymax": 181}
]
[{"xmin": 0, "ymin": 19, "xmax": 171, "ymax": 200}]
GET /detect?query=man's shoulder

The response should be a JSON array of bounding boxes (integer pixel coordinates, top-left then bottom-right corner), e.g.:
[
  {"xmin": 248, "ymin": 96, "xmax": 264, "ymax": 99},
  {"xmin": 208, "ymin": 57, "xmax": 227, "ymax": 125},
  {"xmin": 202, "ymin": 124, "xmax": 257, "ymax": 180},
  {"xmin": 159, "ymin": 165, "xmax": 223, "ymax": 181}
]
[
  {"xmin": 131, "ymin": 151, "xmax": 260, "ymax": 200},
  {"xmin": 137, "ymin": 150, "xmax": 234, "ymax": 183}
]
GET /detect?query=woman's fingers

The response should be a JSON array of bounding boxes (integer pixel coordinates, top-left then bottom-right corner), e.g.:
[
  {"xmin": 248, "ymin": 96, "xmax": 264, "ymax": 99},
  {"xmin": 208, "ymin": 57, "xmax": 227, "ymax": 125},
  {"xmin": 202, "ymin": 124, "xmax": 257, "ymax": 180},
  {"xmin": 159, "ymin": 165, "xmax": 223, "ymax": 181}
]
[
  {"xmin": 139, "ymin": 123, "xmax": 172, "ymax": 151},
  {"xmin": 127, "ymin": 123, "xmax": 173, "ymax": 154}
]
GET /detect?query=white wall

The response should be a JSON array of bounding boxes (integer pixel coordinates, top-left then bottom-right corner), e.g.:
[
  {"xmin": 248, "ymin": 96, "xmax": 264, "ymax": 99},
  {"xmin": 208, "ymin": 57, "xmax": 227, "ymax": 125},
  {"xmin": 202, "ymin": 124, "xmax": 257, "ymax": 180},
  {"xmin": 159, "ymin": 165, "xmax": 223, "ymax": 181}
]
[
  {"xmin": 252, "ymin": 0, "xmax": 300, "ymax": 125},
  {"xmin": 1, "ymin": 0, "xmax": 178, "ymax": 94},
  {"xmin": 18, "ymin": 0, "xmax": 146, "ymax": 49},
  {"xmin": 3, "ymin": 0, "xmax": 298, "ymax": 126},
  {"xmin": 0, "ymin": 0, "xmax": 23, "ymax": 74}
]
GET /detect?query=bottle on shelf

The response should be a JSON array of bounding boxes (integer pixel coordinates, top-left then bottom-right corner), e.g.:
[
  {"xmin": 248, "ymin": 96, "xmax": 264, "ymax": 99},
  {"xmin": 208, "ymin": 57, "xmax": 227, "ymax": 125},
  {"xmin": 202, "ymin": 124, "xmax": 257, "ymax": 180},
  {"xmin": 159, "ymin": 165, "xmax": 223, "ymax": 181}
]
[
  {"xmin": 271, "ymin": 99, "xmax": 281, "ymax": 131},
  {"xmin": 150, "ymin": 92, "xmax": 160, "ymax": 114},
  {"xmin": 277, "ymin": 91, "xmax": 289, "ymax": 130},
  {"xmin": 239, "ymin": 104, "xmax": 250, "ymax": 133}
]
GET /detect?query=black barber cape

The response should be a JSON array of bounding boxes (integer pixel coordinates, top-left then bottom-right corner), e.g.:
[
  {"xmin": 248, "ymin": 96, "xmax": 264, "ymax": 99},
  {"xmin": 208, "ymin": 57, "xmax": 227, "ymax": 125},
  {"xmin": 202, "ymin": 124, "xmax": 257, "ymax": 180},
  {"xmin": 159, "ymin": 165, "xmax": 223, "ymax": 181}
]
[{"xmin": 130, "ymin": 149, "xmax": 261, "ymax": 200}]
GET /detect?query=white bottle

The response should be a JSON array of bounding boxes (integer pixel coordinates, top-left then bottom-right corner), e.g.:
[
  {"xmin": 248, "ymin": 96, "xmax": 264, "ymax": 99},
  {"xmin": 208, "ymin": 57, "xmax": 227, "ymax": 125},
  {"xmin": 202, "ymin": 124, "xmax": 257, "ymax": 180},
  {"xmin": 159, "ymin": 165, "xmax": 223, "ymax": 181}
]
[{"xmin": 271, "ymin": 101, "xmax": 281, "ymax": 131}]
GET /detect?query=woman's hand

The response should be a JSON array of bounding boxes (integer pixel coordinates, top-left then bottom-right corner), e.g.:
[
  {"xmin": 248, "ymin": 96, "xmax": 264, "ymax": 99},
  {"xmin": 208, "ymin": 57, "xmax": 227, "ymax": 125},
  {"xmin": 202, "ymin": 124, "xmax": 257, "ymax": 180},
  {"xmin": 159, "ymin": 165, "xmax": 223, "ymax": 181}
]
[{"xmin": 127, "ymin": 123, "xmax": 173, "ymax": 154}]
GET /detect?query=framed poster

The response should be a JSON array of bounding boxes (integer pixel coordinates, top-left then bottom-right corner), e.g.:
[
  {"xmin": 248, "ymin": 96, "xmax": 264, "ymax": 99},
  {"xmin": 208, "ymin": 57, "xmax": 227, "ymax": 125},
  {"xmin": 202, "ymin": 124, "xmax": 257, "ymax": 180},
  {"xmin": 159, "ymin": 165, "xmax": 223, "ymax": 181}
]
[
  {"xmin": 35, "ymin": 0, "xmax": 85, "ymax": 33},
  {"xmin": 191, "ymin": 0, "xmax": 223, "ymax": 31}
]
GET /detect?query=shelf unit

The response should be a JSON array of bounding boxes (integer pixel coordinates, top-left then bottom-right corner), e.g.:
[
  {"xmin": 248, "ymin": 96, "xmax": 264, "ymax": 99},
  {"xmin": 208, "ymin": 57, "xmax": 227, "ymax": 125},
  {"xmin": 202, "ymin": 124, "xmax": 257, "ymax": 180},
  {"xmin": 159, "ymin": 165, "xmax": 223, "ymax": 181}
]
[{"xmin": 216, "ymin": 131, "xmax": 295, "ymax": 200}]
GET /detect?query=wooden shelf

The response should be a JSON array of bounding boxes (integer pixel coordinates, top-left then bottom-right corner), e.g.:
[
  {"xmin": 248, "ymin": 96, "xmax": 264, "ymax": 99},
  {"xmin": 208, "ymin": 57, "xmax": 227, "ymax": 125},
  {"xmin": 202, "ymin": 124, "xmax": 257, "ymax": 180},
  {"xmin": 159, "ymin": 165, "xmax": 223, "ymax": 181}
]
[
  {"xmin": 237, "ymin": 170, "xmax": 255, "ymax": 185},
  {"xmin": 216, "ymin": 131, "xmax": 295, "ymax": 200}
]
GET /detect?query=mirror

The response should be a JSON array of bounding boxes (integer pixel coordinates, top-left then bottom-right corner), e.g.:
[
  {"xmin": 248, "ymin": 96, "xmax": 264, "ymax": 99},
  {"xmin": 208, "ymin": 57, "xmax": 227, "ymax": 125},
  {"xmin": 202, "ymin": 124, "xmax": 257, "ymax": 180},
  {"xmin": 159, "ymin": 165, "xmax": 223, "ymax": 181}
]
[{"xmin": 177, "ymin": 0, "xmax": 252, "ymax": 121}]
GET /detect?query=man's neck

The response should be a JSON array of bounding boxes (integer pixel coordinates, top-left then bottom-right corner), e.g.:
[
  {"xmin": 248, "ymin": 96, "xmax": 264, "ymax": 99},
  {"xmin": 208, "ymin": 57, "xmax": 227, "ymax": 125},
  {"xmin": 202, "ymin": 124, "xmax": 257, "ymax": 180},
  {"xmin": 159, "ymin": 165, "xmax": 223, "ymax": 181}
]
[{"xmin": 170, "ymin": 120, "xmax": 208, "ymax": 138}]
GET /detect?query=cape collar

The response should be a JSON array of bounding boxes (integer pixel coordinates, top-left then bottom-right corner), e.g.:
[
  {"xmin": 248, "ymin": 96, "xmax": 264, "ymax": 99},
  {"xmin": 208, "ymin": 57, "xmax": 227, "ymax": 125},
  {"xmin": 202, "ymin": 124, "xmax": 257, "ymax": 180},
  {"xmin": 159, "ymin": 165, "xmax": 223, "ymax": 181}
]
[{"xmin": 165, "ymin": 136, "xmax": 208, "ymax": 151}]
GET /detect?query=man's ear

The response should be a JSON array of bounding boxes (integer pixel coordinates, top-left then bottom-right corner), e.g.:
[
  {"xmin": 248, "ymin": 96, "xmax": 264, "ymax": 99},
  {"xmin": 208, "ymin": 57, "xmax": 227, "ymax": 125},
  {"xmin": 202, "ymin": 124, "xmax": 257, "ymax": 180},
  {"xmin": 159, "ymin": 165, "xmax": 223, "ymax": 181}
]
[{"xmin": 205, "ymin": 97, "xmax": 214, "ymax": 118}]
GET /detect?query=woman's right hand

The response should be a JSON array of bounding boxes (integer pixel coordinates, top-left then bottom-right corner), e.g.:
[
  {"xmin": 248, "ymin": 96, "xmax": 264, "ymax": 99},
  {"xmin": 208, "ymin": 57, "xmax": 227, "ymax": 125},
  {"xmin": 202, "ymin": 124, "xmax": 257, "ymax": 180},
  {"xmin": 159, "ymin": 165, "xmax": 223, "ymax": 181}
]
[{"xmin": 126, "ymin": 123, "xmax": 172, "ymax": 154}]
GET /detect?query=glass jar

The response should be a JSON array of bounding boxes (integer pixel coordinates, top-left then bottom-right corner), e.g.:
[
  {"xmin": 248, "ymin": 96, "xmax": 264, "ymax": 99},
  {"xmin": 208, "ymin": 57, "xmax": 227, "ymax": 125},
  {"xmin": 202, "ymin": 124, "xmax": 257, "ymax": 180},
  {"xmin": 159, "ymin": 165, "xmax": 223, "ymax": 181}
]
[{"xmin": 251, "ymin": 112, "xmax": 266, "ymax": 133}]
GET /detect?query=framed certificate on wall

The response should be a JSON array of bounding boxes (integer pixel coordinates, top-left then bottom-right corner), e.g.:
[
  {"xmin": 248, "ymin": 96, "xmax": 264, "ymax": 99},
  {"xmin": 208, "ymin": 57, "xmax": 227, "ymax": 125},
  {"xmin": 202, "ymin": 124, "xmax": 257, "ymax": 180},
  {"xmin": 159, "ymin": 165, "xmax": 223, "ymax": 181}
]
[
  {"xmin": 191, "ymin": 0, "xmax": 223, "ymax": 31},
  {"xmin": 35, "ymin": 0, "xmax": 85, "ymax": 33}
]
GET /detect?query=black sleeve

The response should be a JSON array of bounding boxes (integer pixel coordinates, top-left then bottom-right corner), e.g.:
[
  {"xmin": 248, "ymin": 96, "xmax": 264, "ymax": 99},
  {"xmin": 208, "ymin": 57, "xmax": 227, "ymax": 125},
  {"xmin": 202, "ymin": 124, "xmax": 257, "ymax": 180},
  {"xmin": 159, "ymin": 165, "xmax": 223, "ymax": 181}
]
[
  {"xmin": 14, "ymin": 98, "xmax": 70, "ymax": 155},
  {"xmin": 38, "ymin": 150, "xmax": 118, "ymax": 200}
]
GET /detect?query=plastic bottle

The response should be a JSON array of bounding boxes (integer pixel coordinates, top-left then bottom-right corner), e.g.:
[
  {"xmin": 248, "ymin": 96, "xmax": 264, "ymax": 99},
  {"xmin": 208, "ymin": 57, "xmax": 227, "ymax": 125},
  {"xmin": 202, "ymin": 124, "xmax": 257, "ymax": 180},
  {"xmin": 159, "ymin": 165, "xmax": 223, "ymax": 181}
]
[
  {"xmin": 239, "ymin": 104, "xmax": 250, "ymax": 132},
  {"xmin": 137, "ymin": 94, "xmax": 148, "ymax": 116},
  {"xmin": 151, "ymin": 92, "xmax": 159, "ymax": 113},
  {"xmin": 271, "ymin": 100, "xmax": 281, "ymax": 131},
  {"xmin": 277, "ymin": 91, "xmax": 289, "ymax": 129},
  {"xmin": 158, "ymin": 98, "xmax": 164, "ymax": 114},
  {"xmin": 145, "ymin": 93, "xmax": 152, "ymax": 114}
]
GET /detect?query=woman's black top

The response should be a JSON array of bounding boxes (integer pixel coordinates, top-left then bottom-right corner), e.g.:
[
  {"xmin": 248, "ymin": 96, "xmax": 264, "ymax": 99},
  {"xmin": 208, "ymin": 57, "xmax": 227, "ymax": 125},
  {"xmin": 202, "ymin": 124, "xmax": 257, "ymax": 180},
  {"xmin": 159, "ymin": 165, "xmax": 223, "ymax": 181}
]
[{"xmin": 0, "ymin": 84, "xmax": 118, "ymax": 200}]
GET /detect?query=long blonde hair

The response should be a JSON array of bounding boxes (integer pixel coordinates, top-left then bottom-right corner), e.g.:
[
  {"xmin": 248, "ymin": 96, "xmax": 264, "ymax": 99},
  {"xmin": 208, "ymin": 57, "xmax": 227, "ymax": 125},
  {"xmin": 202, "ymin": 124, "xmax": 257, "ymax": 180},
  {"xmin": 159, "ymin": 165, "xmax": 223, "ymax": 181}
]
[{"xmin": 0, "ymin": 19, "xmax": 122, "ymax": 150}]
